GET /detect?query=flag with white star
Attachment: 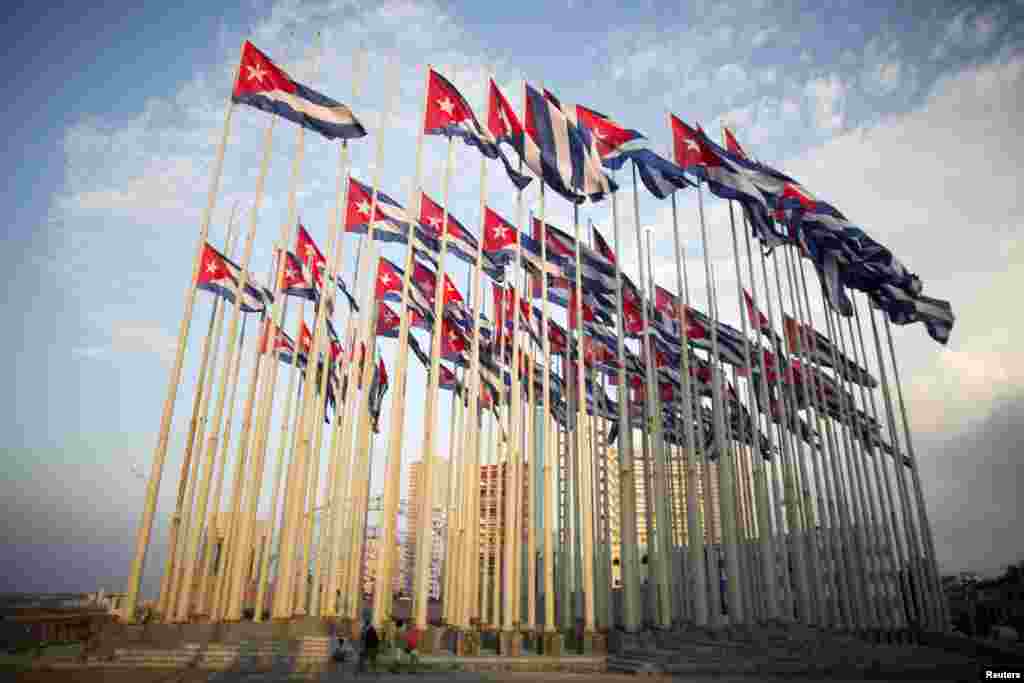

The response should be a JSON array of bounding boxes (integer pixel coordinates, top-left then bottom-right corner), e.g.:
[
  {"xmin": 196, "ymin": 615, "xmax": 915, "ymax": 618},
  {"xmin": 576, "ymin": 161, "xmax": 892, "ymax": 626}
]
[
  {"xmin": 232, "ymin": 40, "xmax": 365, "ymax": 140},
  {"xmin": 196, "ymin": 242, "xmax": 268, "ymax": 313},
  {"xmin": 424, "ymin": 68, "xmax": 531, "ymax": 190}
]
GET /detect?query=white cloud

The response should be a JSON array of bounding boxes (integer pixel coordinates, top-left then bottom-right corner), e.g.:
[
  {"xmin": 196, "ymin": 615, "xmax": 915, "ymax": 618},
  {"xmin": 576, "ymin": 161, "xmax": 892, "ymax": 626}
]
[
  {"xmin": 110, "ymin": 323, "xmax": 178, "ymax": 365},
  {"xmin": 782, "ymin": 53, "xmax": 1024, "ymax": 436},
  {"xmin": 804, "ymin": 74, "xmax": 847, "ymax": 132}
]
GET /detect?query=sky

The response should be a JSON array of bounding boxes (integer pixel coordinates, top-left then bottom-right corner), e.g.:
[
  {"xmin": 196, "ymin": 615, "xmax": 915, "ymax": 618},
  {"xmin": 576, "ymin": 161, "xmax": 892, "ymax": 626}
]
[{"xmin": 2, "ymin": 0, "xmax": 1023, "ymax": 598}]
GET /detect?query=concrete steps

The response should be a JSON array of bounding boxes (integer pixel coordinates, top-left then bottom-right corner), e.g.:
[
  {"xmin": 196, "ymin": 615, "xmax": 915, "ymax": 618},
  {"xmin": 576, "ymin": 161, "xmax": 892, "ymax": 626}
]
[{"xmin": 104, "ymin": 637, "xmax": 333, "ymax": 670}]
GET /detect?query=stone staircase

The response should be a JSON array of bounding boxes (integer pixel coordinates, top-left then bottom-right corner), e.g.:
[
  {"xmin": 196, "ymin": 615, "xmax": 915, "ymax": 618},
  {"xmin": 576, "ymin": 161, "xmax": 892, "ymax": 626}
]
[
  {"xmin": 606, "ymin": 628, "xmax": 1003, "ymax": 678},
  {"xmin": 92, "ymin": 636, "xmax": 332, "ymax": 671}
]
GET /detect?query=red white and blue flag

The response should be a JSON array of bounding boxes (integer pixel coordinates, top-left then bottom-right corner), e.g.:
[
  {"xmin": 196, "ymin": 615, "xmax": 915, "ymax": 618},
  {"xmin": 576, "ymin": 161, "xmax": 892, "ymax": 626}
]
[
  {"xmin": 482, "ymin": 206, "xmax": 519, "ymax": 265},
  {"xmin": 296, "ymin": 225, "xmax": 326, "ymax": 285},
  {"xmin": 521, "ymin": 83, "xmax": 616, "ymax": 204},
  {"xmin": 424, "ymin": 69, "xmax": 531, "ymax": 190},
  {"xmin": 376, "ymin": 301, "xmax": 401, "ymax": 338},
  {"xmin": 559, "ymin": 102, "xmax": 691, "ymax": 199},
  {"xmin": 232, "ymin": 41, "xmax": 365, "ymax": 140},
  {"xmin": 280, "ymin": 249, "xmax": 316, "ymax": 301},
  {"xmin": 419, "ymin": 192, "xmax": 504, "ymax": 281},
  {"xmin": 670, "ymin": 116, "xmax": 787, "ymax": 250},
  {"xmin": 196, "ymin": 242, "xmax": 268, "ymax": 313},
  {"xmin": 345, "ymin": 177, "xmax": 413, "ymax": 241}
]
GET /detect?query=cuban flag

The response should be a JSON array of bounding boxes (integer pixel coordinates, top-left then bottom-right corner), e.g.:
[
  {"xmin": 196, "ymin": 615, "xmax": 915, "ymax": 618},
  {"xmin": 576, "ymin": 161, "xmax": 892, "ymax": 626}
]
[
  {"xmin": 232, "ymin": 41, "xmax": 365, "ymax": 140},
  {"xmin": 375, "ymin": 257, "xmax": 405, "ymax": 303},
  {"xmin": 376, "ymin": 301, "xmax": 401, "ymax": 339},
  {"xmin": 782, "ymin": 314, "xmax": 877, "ymax": 387},
  {"xmin": 259, "ymin": 318, "xmax": 306, "ymax": 368},
  {"xmin": 521, "ymin": 83, "xmax": 616, "ymax": 204},
  {"xmin": 563, "ymin": 102, "xmax": 691, "ymax": 199},
  {"xmin": 280, "ymin": 249, "xmax": 316, "ymax": 301},
  {"xmin": 424, "ymin": 69, "xmax": 531, "ymax": 190},
  {"xmin": 671, "ymin": 116, "xmax": 788, "ymax": 250},
  {"xmin": 419, "ymin": 192, "xmax": 505, "ymax": 282},
  {"xmin": 345, "ymin": 177, "xmax": 415, "ymax": 242},
  {"xmin": 482, "ymin": 206, "xmax": 519, "ymax": 265},
  {"xmin": 196, "ymin": 242, "xmax": 268, "ymax": 313},
  {"xmin": 869, "ymin": 285, "xmax": 954, "ymax": 345}
]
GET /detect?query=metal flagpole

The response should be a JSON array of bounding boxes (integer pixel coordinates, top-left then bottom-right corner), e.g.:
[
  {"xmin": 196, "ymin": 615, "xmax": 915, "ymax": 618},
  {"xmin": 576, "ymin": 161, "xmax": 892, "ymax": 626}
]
[
  {"xmin": 841, "ymin": 308, "xmax": 898, "ymax": 633},
  {"xmin": 821, "ymin": 294, "xmax": 885, "ymax": 630},
  {"xmin": 723, "ymin": 185, "xmax": 778, "ymax": 622},
  {"xmin": 882, "ymin": 313, "xmax": 946, "ymax": 631},
  {"xmin": 632, "ymin": 174, "xmax": 672, "ymax": 630},
  {"xmin": 412, "ymin": 87, "xmax": 456, "ymax": 639},
  {"xmin": 694, "ymin": 182, "xmax": 744, "ymax": 626},
  {"xmin": 200, "ymin": 123, "xmax": 278, "ymax": 627},
  {"xmin": 762, "ymin": 249, "xmax": 818, "ymax": 625},
  {"xmin": 175, "ymin": 118, "xmax": 271, "ymax": 621},
  {"xmin": 851, "ymin": 297, "xmax": 911, "ymax": 631},
  {"xmin": 158, "ymin": 202, "xmax": 241, "ymax": 619},
  {"xmin": 870, "ymin": 307, "xmax": 934, "ymax": 630},
  {"xmin": 608, "ymin": 179, "xmax": 641, "ymax": 634},
  {"xmin": 308, "ymin": 148, "xmax": 353, "ymax": 617},
  {"xmin": 739, "ymin": 214, "xmax": 791, "ymax": 623},
  {"xmin": 166, "ymin": 225, "xmax": 241, "ymax": 622},
  {"xmin": 667, "ymin": 186, "xmax": 708, "ymax": 627},
  {"xmin": 570, "ymin": 202, "xmax": 598, "ymax": 644},
  {"xmin": 780, "ymin": 248, "xmax": 851, "ymax": 628},
  {"xmin": 125, "ymin": 45, "xmax": 244, "ymax": 622}
]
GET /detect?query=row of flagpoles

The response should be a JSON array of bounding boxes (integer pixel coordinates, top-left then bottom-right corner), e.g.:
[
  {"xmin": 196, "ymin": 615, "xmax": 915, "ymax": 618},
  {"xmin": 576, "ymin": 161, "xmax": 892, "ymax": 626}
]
[{"xmin": 123, "ymin": 37, "xmax": 953, "ymax": 642}]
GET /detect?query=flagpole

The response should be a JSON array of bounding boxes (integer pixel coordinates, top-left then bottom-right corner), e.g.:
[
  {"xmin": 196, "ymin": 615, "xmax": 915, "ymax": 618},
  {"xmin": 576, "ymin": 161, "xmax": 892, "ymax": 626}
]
[
  {"xmin": 165, "ymin": 283, "xmax": 227, "ymax": 622},
  {"xmin": 252, "ymin": 312, "xmax": 301, "ymax": 622},
  {"xmin": 876, "ymin": 307, "xmax": 937, "ymax": 634},
  {"xmin": 788, "ymin": 248, "xmax": 871, "ymax": 630},
  {"xmin": 124, "ymin": 45, "xmax": 245, "ymax": 622},
  {"xmin": 370, "ymin": 67, "xmax": 430, "ymax": 632},
  {"xmin": 867, "ymin": 304, "xmax": 926, "ymax": 630},
  {"xmin": 693, "ymin": 182, "xmax": 744, "ymax": 627},
  {"xmin": 300, "ymin": 148, "xmax": 351, "ymax": 618},
  {"xmin": 819, "ymin": 291, "xmax": 886, "ymax": 631},
  {"xmin": 722, "ymin": 174, "xmax": 778, "ymax": 622},
  {"xmin": 766, "ymin": 248, "xmax": 824, "ymax": 626},
  {"xmin": 667, "ymin": 186, "xmax": 708, "ymax": 628},
  {"xmin": 880, "ymin": 310, "xmax": 945, "ymax": 630},
  {"xmin": 778, "ymin": 248, "xmax": 849, "ymax": 628},
  {"xmin": 158, "ymin": 201, "xmax": 241, "ymax": 619},
  {"xmin": 608, "ymin": 183, "xmax": 641, "ymax": 634},
  {"xmin": 157, "ymin": 297, "xmax": 220, "ymax": 621},
  {"xmin": 326, "ymin": 315, "xmax": 362, "ymax": 620},
  {"xmin": 738, "ymin": 213, "xmax": 792, "ymax": 623},
  {"xmin": 175, "ymin": 113, "xmax": 274, "ymax": 622},
  {"xmin": 308, "ymin": 142, "xmax": 352, "ymax": 617},
  {"xmin": 851, "ymin": 298, "xmax": 912, "ymax": 631},
  {"xmin": 503, "ymin": 237, "xmax": 526, "ymax": 650},
  {"xmin": 342, "ymin": 69, "xmax": 399, "ymax": 616},
  {"xmin": 460, "ymin": 71, "xmax": 491, "ymax": 640},
  {"xmin": 568, "ymin": 203, "xmax": 598, "ymax": 644},
  {"xmin": 413, "ymin": 96, "xmax": 456, "ymax": 642},
  {"xmin": 750, "ymin": 243, "xmax": 797, "ymax": 622},
  {"xmin": 635, "ymin": 216, "xmax": 672, "ymax": 630},
  {"xmin": 525, "ymin": 317, "xmax": 538, "ymax": 638},
  {"xmin": 840, "ymin": 308, "xmax": 897, "ymax": 633}
]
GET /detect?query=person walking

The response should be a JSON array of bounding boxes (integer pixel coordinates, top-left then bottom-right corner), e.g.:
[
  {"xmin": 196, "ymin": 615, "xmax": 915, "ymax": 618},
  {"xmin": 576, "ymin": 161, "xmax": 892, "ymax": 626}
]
[{"xmin": 358, "ymin": 619, "xmax": 380, "ymax": 675}]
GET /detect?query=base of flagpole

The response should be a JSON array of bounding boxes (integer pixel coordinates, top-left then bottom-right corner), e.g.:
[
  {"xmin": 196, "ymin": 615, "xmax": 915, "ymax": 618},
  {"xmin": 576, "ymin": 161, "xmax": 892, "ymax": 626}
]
[
  {"xmin": 498, "ymin": 630, "xmax": 522, "ymax": 656},
  {"xmin": 582, "ymin": 630, "xmax": 606, "ymax": 655},
  {"xmin": 540, "ymin": 631, "xmax": 563, "ymax": 656}
]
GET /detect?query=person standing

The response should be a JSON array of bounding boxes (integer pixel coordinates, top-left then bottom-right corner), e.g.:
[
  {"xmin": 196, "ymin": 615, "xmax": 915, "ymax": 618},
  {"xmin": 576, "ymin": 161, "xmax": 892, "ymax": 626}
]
[{"xmin": 358, "ymin": 619, "xmax": 380, "ymax": 674}]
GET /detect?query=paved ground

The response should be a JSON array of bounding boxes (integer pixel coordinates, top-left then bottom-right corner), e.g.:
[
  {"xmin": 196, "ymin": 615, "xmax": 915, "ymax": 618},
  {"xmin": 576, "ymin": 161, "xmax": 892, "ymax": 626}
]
[{"xmin": 10, "ymin": 669, "xmax": 1002, "ymax": 683}]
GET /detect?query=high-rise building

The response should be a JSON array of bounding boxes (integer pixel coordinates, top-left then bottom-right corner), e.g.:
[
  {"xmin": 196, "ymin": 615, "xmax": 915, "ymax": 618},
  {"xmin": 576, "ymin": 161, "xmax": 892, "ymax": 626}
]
[
  {"xmin": 362, "ymin": 525, "xmax": 402, "ymax": 597},
  {"xmin": 402, "ymin": 459, "xmax": 449, "ymax": 597}
]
